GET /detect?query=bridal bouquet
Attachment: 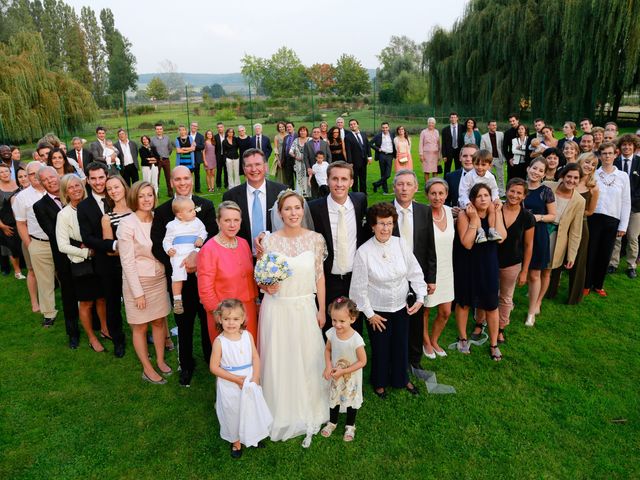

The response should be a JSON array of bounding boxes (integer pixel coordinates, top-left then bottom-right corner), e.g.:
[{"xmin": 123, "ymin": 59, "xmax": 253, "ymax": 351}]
[{"xmin": 254, "ymin": 253, "xmax": 292, "ymax": 285}]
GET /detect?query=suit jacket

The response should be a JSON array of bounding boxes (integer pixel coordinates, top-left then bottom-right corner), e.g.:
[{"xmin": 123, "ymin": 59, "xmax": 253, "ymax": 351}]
[
  {"xmin": 215, "ymin": 133, "xmax": 225, "ymax": 159},
  {"xmin": 150, "ymin": 195, "xmax": 217, "ymax": 278},
  {"xmin": 114, "ymin": 140, "xmax": 139, "ymax": 169},
  {"xmin": 308, "ymin": 192, "xmax": 369, "ymax": 277},
  {"xmin": 441, "ymin": 124, "xmax": 465, "ymax": 160},
  {"xmin": 480, "ymin": 131, "xmax": 506, "ymax": 161},
  {"xmin": 303, "ymin": 139, "xmax": 331, "ymax": 169},
  {"xmin": 280, "ymin": 134, "xmax": 297, "ymax": 166},
  {"xmin": 67, "ymin": 148, "xmax": 95, "ymax": 172},
  {"xmin": 444, "ymin": 168, "xmax": 467, "ymax": 207},
  {"xmin": 32, "ymin": 195, "xmax": 66, "ymax": 269},
  {"xmin": 369, "ymin": 132, "xmax": 396, "ymax": 161},
  {"xmin": 392, "ymin": 201, "xmax": 437, "ymax": 284},
  {"xmin": 250, "ymin": 134, "xmax": 273, "ymax": 161},
  {"xmin": 503, "ymin": 127, "xmax": 518, "ymax": 160},
  {"xmin": 614, "ymin": 155, "xmax": 640, "ymax": 212},
  {"xmin": 545, "ymin": 182, "xmax": 585, "ymax": 268},
  {"xmin": 89, "ymin": 140, "xmax": 105, "ymax": 162},
  {"xmin": 190, "ymin": 132, "xmax": 205, "ymax": 165},
  {"xmin": 222, "ymin": 181, "xmax": 287, "ymax": 246},
  {"xmin": 344, "ymin": 130, "xmax": 371, "ymax": 168},
  {"xmin": 77, "ymin": 194, "xmax": 115, "ymax": 270}
]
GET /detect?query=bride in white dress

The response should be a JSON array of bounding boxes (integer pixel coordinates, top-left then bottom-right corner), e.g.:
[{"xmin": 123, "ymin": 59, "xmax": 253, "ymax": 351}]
[{"xmin": 258, "ymin": 190, "xmax": 329, "ymax": 447}]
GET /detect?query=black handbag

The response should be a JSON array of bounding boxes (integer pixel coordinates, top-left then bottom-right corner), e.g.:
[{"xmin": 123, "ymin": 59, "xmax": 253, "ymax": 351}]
[
  {"xmin": 406, "ymin": 287, "xmax": 417, "ymax": 308},
  {"xmin": 70, "ymin": 258, "xmax": 94, "ymax": 277}
]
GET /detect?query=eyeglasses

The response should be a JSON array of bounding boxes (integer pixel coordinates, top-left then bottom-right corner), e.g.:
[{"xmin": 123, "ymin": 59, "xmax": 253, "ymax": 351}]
[{"xmin": 376, "ymin": 222, "xmax": 394, "ymax": 228}]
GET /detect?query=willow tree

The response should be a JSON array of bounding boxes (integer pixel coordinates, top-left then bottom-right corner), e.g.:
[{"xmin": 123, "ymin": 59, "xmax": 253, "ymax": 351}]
[
  {"xmin": 424, "ymin": 0, "xmax": 640, "ymax": 122},
  {"xmin": 0, "ymin": 32, "xmax": 97, "ymax": 143}
]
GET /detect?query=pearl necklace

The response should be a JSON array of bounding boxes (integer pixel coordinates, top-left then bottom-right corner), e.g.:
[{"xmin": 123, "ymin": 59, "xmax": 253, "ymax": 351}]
[
  {"xmin": 216, "ymin": 234, "xmax": 238, "ymax": 249},
  {"xmin": 432, "ymin": 209, "xmax": 445, "ymax": 222}
]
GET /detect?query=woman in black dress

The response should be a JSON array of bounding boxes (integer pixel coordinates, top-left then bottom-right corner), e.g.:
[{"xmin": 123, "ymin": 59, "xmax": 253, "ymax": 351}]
[
  {"xmin": 454, "ymin": 183, "xmax": 507, "ymax": 360},
  {"xmin": 222, "ymin": 128, "xmax": 240, "ymax": 188},
  {"xmin": 237, "ymin": 125, "xmax": 252, "ymax": 173},
  {"xmin": 328, "ymin": 127, "xmax": 346, "ymax": 162}
]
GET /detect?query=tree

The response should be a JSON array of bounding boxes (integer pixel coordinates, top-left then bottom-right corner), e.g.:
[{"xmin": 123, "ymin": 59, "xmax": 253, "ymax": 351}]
[
  {"xmin": 106, "ymin": 31, "xmax": 137, "ymax": 96},
  {"xmin": 202, "ymin": 83, "xmax": 226, "ymax": 98},
  {"xmin": 241, "ymin": 47, "xmax": 308, "ymax": 97},
  {"xmin": 307, "ymin": 63, "xmax": 336, "ymax": 95},
  {"xmin": 146, "ymin": 76, "xmax": 168, "ymax": 102},
  {"xmin": 240, "ymin": 54, "xmax": 267, "ymax": 95},
  {"xmin": 80, "ymin": 6, "xmax": 108, "ymax": 106},
  {"xmin": 60, "ymin": 4, "xmax": 92, "ymax": 90},
  {"xmin": 158, "ymin": 59, "xmax": 185, "ymax": 95},
  {"xmin": 377, "ymin": 35, "xmax": 422, "ymax": 83},
  {"xmin": 334, "ymin": 54, "xmax": 371, "ymax": 96}
]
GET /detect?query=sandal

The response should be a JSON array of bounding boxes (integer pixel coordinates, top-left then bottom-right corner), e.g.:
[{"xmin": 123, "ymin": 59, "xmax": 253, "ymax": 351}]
[
  {"xmin": 457, "ymin": 337, "xmax": 471, "ymax": 354},
  {"xmin": 343, "ymin": 425, "xmax": 356, "ymax": 442},
  {"xmin": 497, "ymin": 328, "xmax": 506, "ymax": 344},
  {"xmin": 470, "ymin": 322, "xmax": 484, "ymax": 341},
  {"xmin": 490, "ymin": 344, "xmax": 502, "ymax": 362},
  {"xmin": 165, "ymin": 336, "xmax": 175, "ymax": 351},
  {"xmin": 320, "ymin": 422, "xmax": 337, "ymax": 438}
]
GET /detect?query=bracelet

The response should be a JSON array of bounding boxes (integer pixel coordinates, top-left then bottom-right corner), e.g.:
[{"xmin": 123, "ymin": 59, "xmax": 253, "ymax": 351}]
[{"xmin": 468, "ymin": 225, "xmax": 478, "ymax": 230}]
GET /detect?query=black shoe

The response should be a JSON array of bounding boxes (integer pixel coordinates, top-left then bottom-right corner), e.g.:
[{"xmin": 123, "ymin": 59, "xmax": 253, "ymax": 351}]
[
  {"xmin": 114, "ymin": 342, "xmax": 125, "ymax": 358},
  {"xmin": 607, "ymin": 265, "xmax": 617, "ymax": 274},
  {"xmin": 374, "ymin": 388, "xmax": 387, "ymax": 399},
  {"xmin": 256, "ymin": 441, "xmax": 266, "ymax": 449},
  {"xmin": 627, "ymin": 268, "xmax": 637, "ymax": 279},
  {"xmin": 42, "ymin": 317, "xmax": 55, "ymax": 328},
  {"xmin": 230, "ymin": 444, "xmax": 242, "ymax": 459},
  {"xmin": 372, "ymin": 183, "xmax": 379, "ymax": 193},
  {"xmin": 69, "ymin": 336, "xmax": 79, "ymax": 349},
  {"xmin": 179, "ymin": 368, "xmax": 193, "ymax": 387},
  {"xmin": 405, "ymin": 383, "xmax": 419, "ymax": 396}
]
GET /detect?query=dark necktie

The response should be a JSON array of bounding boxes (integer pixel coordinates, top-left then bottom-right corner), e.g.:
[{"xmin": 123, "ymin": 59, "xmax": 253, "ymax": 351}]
[
  {"xmin": 623, "ymin": 158, "xmax": 630, "ymax": 175},
  {"xmin": 257, "ymin": 136, "xmax": 261, "ymax": 151}
]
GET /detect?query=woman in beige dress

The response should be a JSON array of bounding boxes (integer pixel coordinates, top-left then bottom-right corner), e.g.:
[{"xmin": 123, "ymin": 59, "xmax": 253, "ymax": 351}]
[
  {"xmin": 117, "ymin": 181, "xmax": 172, "ymax": 384},
  {"xmin": 393, "ymin": 126, "xmax": 413, "ymax": 173},
  {"xmin": 419, "ymin": 118, "xmax": 440, "ymax": 182}
]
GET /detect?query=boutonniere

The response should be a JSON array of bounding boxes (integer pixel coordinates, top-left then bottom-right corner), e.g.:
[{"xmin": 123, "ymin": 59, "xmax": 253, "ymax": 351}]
[
  {"xmin": 633, "ymin": 171, "xmax": 639, "ymax": 177},
  {"xmin": 195, "ymin": 205, "xmax": 202, "ymax": 213}
]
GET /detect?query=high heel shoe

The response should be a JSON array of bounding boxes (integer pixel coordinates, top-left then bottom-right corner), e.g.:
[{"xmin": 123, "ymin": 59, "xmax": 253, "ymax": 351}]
[{"xmin": 142, "ymin": 372, "xmax": 167, "ymax": 385}]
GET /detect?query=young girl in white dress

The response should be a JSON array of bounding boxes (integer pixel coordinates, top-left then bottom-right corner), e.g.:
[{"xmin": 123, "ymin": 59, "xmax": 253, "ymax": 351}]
[
  {"xmin": 210, "ymin": 299, "xmax": 272, "ymax": 458},
  {"xmin": 320, "ymin": 297, "xmax": 367, "ymax": 442}
]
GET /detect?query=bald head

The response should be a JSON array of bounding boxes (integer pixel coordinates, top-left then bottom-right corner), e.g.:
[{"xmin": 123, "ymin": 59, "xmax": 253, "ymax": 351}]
[{"xmin": 171, "ymin": 165, "xmax": 193, "ymax": 197}]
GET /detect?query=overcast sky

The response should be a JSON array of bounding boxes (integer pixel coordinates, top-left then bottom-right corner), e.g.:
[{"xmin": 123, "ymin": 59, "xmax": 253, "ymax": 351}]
[{"xmin": 65, "ymin": 0, "xmax": 468, "ymax": 74}]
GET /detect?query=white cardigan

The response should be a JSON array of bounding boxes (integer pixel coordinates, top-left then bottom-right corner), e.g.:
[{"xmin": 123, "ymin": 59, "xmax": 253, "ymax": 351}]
[{"xmin": 56, "ymin": 205, "xmax": 90, "ymax": 263}]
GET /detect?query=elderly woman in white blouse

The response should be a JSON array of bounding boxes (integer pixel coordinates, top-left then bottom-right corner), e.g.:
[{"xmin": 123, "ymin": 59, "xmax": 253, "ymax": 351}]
[{"xmin": 350, "ymin": 202, "xmax": 426, "ymax": 399}]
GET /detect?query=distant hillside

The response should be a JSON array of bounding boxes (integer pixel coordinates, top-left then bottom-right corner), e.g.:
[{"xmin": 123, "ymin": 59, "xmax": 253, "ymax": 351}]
[{"xmin": 138, "ymin": 69, "xmax": 376, "ymax": 93}]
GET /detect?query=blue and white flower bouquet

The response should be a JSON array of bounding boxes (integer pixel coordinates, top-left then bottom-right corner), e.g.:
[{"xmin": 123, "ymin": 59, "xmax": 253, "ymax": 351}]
[{"xmin": 254, "ymin": 252, "xmax": 292, "ymax": 285}]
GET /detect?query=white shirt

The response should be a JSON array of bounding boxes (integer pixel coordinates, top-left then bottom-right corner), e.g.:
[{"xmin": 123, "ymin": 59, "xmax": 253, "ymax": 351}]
[
  {"xmin": 620, "ymin": 156, "xmax": 633, "ymax": 175},
  {"xmin": 12, "ymin": 186, "xmax": 47, "ymax": 239},
  {"xmin": 56, "ymin": 205, "xmax": 90, "ymax": 262},
  {"xmin": 349, "ymin": 236, "xmax": 427, "ymax": 319},
  {"xmin": 394, "ymin": 199, "xmax": 414, "ymax": 250},
  {"xmin": 594, "ymin": 167, "xmax": 631, "ymax": 231},
  {"xmin": 246, "ymin": 180, "xmax": 267, "ymax": 234},
  {"xmin": 311, "ymin": 162, "xmax": 328, "ymax": 186},
  {"xmin": 119, "ymin": 140, "xmax": 134, "ymax": 166},
  {"xmin": 327, "ymin": 194, "xmax": 357, "ymax": 274},
  {"xmin": 458, "ymin": 169, "xmax": 500, "ymax": 208},
  {"xmin": 380, "ymin": 133, "xmax": 393, "ymax": 154},
  {"xmin": 92, "ymin": 190, "xmax": 106, "ymax": 215}
]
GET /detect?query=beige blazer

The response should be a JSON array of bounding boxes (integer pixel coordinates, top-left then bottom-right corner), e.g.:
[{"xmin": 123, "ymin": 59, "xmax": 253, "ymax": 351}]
[
  {"xmin": 545, "ymin": 181, "xmax": 586, "ymax": 268},
  {"xmin": 116, "ymin": 213, "xmax": 164, "ymax": 298}
]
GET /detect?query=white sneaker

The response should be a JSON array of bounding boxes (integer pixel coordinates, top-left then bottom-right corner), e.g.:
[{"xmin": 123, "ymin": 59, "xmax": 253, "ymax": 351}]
[
  {"xmin": 475, "ymin": 229, "xmax": 488, "ymax": 244},
  {"xmin": 487, "ymin": 227, "xmax": 503, "ymax": 241}
]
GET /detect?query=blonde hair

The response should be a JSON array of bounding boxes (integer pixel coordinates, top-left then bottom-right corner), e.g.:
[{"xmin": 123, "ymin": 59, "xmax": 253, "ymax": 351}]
[
  {"xmin": 127, "ymin": 180, "xmax": 156, "ymax": 211},
  {"xmin": 59, "ymin": 174, "xmax": 86, "ymax": 205},
  {"xmin": 214, "ymin": 299, "xmax": 247, "ymax": 333},
  {"xmin": 216, "ymin": 200, "xmax": 242, "ymax": 220},
  {"xmin": 577, "ymin": 152, "xmax": 598, "ymax": 189},
  {"xmin": 171, "ymin": 196, "xmax": 195, "ymax": 215},
  {"xmin": 276, "ymin": 189, "xmax": 304, "ymax": 212}
]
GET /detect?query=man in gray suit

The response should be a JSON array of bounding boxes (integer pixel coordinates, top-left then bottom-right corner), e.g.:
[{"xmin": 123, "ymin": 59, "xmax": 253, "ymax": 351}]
[
  {"xmin": 114, "ymin": 128, "xmax": 139, "ymax": 186},
  {"xmin": 89, "ymin": 126, "xmax": 116, "ymax": 166},
  {"xmin": 480, "ymin": 120, "xmax": 506, "ymax": 196},
  {"xmin": 303, "ymin": 126, "xmax": 332, "ymax": 197}
]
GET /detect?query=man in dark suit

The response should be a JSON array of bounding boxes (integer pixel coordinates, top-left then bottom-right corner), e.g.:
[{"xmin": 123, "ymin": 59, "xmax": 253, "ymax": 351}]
[
  {"xmin": 114, "ymin": 129, "xmax": 139, "ymax": 186},
  {"xmin": 67, "ymin": 137, "xmax": 94, "ymax": 174},
  {"xmin": 303, "ymin": 127, "xmax": 332, "ymax": 197},
  {"xmin": 250, "ymin": 123, "xmax": 273, "ymax": 161},
  {"xmin": 444, "ymin": 143, "xmax": 478, "ymax": 208},
  {"xmin": 89, "ymin": 126, "xmax": 116, "ymax": 165},
  {"xmin": 308, "ymin": 160, "xmax": 369, "ymax": 334},
  {"xmin": 77, "ymin": 162, "xmax": 125, "ymax": 358},
  {"xmin": 215, "ymin": 122, "xmax": 228, "ymax": 189},
  {"xmin": 189, "ymin": 122, "xmax": 205, "ymax": 193},
  {"xmin": 525, "ymin": 118, "xmax": 546, "ymax": 165},
  {"xmin": 223, "ymin": 149, "xmax": 287, "ymax": 251},
  {"xmin": 33, "ymin": 166, "xmax": 80, "ymax": 349},
  {"xmin": 441, "ymin": 112, "xmax": 466, "ymax": 173},
  {"xmin": 369, "ymin": 122, "xmax": 396, "ymax": 194},
  {"xmin": 151, "ymin": 165, "xmax": 217, "ymax": 387},
  {"xmin": 0, "ymin": 144, "xmax": 21, "ymax": 181},
  {"xmin": 343, "ymin": 119, "xmax": 372, "ymax": 193},
  {"xmin": 280, "ymin": 122, "xmax": 297, "ymax": 189},
  {"xmin": 502, "ymin": 114, "xmax": 520, "ymax": 181},
  {"xmin": 610, "ymin": 134, "xmax": 640, "ymax": 278},
  {"xmin": 391, "ymin": 169, "xmax": 437, "ymax": 369}
]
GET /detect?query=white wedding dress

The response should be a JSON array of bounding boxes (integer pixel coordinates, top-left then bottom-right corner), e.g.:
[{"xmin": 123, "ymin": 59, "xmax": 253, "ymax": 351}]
[{"xmin": 259, "ymin": 230, "xmax": 329, "ymax": 442}]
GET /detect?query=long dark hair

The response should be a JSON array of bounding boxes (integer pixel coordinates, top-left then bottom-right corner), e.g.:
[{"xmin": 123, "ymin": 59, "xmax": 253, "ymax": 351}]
[{"xmin": 47, "ymin": 147, "xmax": 75, "ymax": 175}]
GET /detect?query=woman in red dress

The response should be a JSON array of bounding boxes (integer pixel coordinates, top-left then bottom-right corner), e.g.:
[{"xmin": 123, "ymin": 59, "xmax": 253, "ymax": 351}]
[{"xmin": 197, "ymin": 200, "xmax": 259, "ymax": 343}]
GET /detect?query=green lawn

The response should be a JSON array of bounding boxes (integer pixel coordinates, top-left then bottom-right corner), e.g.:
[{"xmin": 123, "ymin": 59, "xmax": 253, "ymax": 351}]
[{"xmin": 2, "ymin": 115, "xmax": 639, "ymax": 479}]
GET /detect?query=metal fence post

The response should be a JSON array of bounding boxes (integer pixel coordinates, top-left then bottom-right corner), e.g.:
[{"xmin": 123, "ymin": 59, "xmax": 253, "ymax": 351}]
[
  {"xmin": 123, "ymin": 91, "xmax": 130, "ymax": 136},
  {"xmin": 185, "ymin": 85, "xmax": 191, "ymax": 126}
]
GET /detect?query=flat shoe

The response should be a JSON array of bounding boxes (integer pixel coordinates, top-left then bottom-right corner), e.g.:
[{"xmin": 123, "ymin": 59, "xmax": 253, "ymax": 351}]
[
  {"xmin": 230, "ymin": 444, "xmax": 242, "ymax": 458},
  {"xmin": 374, "ymin": 389, "xmax": 387, "ymax": 399},
  {"xmin": 405, "ymin": 383, "xmax": 419, "ymax": 396},
  {"xmin": 142, "ymin": 372, "xmax": 167, "ymax": 385},
  {"xmin": 434, "ymin": 348, "xmax": 447, "ymax": 357},
  {"xmin": 422, "ymin": 345, "xmax": 436, "ymax": 360},
  {"xmin": 159, "ymin": 365, "xmax": 173, "ymax": 376}
]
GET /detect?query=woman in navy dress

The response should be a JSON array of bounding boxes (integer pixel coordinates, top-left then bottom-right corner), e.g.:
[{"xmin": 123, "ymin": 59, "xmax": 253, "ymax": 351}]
[{"xmin": 523, "ymin": 158, "xmax": 556, "ymax": 327}]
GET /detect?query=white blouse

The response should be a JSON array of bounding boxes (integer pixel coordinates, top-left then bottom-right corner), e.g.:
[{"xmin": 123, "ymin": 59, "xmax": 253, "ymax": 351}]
[
  {"xmin": 594, "ymin": 167, "xmax": 631, "ymax": 231},
  {"xmin": 56, "ymin": 205, "xmax": 90, "ymax": 263},
  {"xmin": 349, "ymin": 236, "xmax": 427, "ymax": 319}
]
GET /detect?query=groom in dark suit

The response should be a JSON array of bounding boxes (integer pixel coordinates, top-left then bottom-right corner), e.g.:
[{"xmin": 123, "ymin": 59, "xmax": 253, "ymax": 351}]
[
  {"xmin": 151, "ymin": 165, "xmax": 217, "ymax": 387},
  {"xmin": 441, "ymin": 112, "xmax": 466, "ymax": 173},
  {"xmin": 391, "ymin": 169, "xmax": 437, "ymax": 369},
  {"xmin": 308, "ymin": 161, "xmax": 369, "ymax": 334},
  {"xmin": 223, "ymin": 149, "xmax": 287, "ymax": 251},
  {"xmin": 343, "ymin": 119, "xmax": 372, "ymax": 193}
]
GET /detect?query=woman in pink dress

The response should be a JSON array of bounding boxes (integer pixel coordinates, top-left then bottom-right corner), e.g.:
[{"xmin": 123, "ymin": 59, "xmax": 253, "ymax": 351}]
[
  {"xmin": 393, "ymin": 125, "xmax": 413, "ymax": 173},
  {"xmin": 419, "ymin": 117, "xmax": 440, "ymax": 182},
  {"xmin": 197, "ymin": 200, "xmax": 259, "ymax": 344},
  {"xmin": 203, "ymin": 130, "xmax": 217, "ymax": 192}
]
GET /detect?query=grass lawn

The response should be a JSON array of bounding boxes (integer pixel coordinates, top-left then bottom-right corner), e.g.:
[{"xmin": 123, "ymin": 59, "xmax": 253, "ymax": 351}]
[{"xmin": 2, "ymin": 117, "xmax": 639, "ymax": 479}]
